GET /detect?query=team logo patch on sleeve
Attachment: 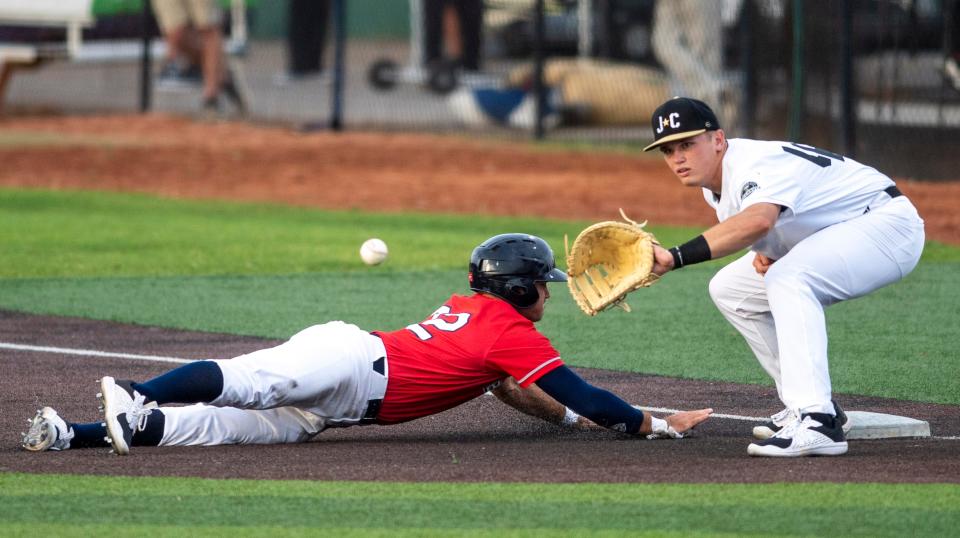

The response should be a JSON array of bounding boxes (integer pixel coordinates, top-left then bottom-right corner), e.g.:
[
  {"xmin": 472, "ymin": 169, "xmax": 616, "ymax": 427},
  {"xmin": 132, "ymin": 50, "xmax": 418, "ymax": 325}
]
[{"xmin": 740, "ymin": 182, "xmax": 760, "ymax": 200}]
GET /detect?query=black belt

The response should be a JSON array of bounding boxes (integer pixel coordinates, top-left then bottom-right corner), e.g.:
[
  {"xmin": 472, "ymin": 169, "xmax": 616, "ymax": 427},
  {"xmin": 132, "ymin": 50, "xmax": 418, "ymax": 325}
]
[
  {"xmin": 864, "ymin": 185, "xmax": 903, "ymax": 214},
  {"xmin": 361, "ymin": 398, "xmax": 382, "ymax": 423},
  {"xmin": 360, "ymin": 355, "xmax": 387, "ymax": 424}
]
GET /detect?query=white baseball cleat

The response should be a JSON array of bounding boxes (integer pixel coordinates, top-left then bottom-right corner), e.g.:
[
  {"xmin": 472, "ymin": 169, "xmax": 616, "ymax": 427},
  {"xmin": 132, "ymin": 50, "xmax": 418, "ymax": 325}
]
[
  {"xmin": 747, "ymin": 412, "xmax": 848, "ymax": 457},
  {"xmin": 98, "ymin": 376, "xmax": 156, "ymax": 455},
  {"xmin": 21, "ymin": 406, "xmax": 74, "ymax": 452},
  {"xmin": 753, "ymin": 400, "xmax": 851, "ymax": 440}
]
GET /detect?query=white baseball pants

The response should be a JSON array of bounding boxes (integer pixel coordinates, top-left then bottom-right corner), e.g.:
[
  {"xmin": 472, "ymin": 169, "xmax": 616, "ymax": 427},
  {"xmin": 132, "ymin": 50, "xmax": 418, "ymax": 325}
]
[
  {"xmin": 708, "ymin": 196, "xmax": 924, "ymax": 414},
  {"xmin": 157, "ymin": 321, "xmax": 388, "ymax": 446}
]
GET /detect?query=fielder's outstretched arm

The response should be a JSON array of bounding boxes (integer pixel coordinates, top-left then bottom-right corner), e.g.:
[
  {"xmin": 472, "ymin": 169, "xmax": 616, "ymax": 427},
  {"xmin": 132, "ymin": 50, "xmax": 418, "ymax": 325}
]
[{"xmin": 653, "ymin": 203, "xmax": 781, "ymax": 274}]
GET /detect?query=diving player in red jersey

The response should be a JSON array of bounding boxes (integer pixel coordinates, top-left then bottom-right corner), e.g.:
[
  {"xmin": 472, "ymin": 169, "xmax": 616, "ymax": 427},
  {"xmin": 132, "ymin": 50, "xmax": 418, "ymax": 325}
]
[{"xmin": 22, "ymin": 234, "xmax": 712, "ymax": 454}]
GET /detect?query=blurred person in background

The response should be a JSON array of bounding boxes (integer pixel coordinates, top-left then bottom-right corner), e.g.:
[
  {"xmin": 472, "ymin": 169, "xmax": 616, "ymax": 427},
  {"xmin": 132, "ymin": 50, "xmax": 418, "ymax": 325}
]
[
  {"xmin": 152, "ymin": 0, "xmax": 245, "ymax": 115},
  {"xmin": 945, "ymin": 0, "xmax": 960, "ymax": 92},
  {"xmin": 424, "ymin": 0, "xmax": 484, "ymax": 72},
  {"xmin": 651, "ymin": 0, "xmax": 741, "ymax": 130},
  {"xmin": 274, "ymin": 0, "xmax": 331, "ymax": 86}
]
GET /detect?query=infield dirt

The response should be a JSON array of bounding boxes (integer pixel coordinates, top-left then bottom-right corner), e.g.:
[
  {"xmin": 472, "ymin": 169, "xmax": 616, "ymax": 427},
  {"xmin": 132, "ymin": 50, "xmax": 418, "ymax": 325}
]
[{"xmin": 2, "ymin": 310, "xmax": 959, "ymax": 483}]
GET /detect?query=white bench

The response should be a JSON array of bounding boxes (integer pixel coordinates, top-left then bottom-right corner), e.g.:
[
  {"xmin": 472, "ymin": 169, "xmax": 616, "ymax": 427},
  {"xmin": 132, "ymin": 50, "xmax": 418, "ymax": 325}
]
[
  {"xmin": 0, "ymin": 0, "xmax": 93, "ymax": 55},
  {"xmin": 0, "ymin": 0, "xmax": 248, "ymax": 113},
  {"xmin": 0, "ymin": 0, "xmax": 94, "ymax": 112}
]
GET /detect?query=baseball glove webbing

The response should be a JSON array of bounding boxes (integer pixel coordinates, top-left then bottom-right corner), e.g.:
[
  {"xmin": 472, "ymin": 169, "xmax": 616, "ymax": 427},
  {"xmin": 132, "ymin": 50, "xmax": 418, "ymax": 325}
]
[{"xmin": 565, "ymin": 209, "xmax": 659, "ymax": 316}]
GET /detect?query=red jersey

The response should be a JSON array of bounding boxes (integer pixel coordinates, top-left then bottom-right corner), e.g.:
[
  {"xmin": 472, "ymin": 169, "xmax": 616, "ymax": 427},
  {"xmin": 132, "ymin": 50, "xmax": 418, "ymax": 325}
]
[{"xmin": 374, "ymin": 293, "xmax": 563, "ymax": 424}]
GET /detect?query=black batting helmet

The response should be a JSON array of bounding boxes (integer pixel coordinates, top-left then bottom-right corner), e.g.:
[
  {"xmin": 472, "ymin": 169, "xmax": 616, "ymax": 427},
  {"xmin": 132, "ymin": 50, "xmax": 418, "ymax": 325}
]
[{"xmin": 468, "ymin": 233, "xmax": 567, "ymax": 308}]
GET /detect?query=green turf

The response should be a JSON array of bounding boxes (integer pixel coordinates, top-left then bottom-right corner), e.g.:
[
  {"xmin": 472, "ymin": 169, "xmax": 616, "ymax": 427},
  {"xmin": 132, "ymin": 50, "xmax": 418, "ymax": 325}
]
[
  {"xmin": 2, "ymin": 188, "xmax": 958, "ymax": 403},
  {"xmin": 1, "ymin": 473, "xmax": 957, "ymax": 537}
]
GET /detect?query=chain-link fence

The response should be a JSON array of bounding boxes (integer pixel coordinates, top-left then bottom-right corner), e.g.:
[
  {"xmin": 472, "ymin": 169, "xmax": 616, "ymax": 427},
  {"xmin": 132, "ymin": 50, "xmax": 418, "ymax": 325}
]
[
  {"xmin": 746, "ymin": 0, "xmax": 959, "ymax": 179},
  {"xmin": 2, "ymin": 0, "xmax": 958, "ymax": 178}
]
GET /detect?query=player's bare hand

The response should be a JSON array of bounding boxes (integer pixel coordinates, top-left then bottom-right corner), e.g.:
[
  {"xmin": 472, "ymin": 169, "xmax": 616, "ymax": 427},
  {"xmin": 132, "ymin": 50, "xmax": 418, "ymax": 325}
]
[
  {"xmin": 665, "ymin": 408, "xmax": 713, "ymax": 434},
  {"xmin": 752, "ymin": 253, "xmax": 775, "ymax": 275},
  {"xmin": 652, "ymin": 244, "xmax": 675, "ymax": 275}
]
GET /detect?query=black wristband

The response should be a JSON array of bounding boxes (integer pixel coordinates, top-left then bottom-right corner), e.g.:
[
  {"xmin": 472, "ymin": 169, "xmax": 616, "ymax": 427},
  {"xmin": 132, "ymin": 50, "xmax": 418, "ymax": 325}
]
[{"xmin": 669, "ymin": 235, "xmax": 712, "ymax": 269}]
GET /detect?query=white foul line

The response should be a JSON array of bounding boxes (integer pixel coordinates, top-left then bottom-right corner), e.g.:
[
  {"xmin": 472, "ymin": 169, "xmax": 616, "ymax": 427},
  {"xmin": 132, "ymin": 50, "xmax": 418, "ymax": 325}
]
[
  {"xmin": 5, "ymin": 341, "xmax": 959, "ymax": 440},
  {"xmin": 0, "ymin": 342, "xmax": 195, "ymax": 364},
  {"xmin": 638, "ymin": 405, "xmax": 767, "ymax": 422}
]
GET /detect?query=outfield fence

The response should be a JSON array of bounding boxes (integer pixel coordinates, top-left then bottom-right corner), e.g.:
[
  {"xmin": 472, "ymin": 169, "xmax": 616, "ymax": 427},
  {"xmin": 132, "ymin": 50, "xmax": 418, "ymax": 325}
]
[{"xmin": 1, "ymin": 0, "xmax": 958, "ymax": 179}]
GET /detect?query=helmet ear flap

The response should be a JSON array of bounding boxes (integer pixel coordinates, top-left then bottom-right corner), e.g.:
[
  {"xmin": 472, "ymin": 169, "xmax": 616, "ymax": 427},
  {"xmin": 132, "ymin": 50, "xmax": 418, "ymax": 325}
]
[{"xmin": 504, "ymin": 277, "xmax": 538, "ymax": 308}]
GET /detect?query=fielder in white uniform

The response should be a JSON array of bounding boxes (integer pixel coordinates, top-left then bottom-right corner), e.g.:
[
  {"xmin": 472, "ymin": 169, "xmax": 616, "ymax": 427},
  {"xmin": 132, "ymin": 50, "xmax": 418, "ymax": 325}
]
[{"xmin": 643, "ymin": 97, "xmax": 925, "ymax": 457}]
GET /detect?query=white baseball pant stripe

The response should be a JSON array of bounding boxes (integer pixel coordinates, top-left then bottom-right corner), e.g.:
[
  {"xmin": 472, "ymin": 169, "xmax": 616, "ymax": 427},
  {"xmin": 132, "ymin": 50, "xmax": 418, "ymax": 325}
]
[
  {"xmin": 157, "ymin": 321, "xmax": 388, "ymax": 447},
  {"xmin": 709, "ymin": 196, "xmax": 924, "ymax": 414}
]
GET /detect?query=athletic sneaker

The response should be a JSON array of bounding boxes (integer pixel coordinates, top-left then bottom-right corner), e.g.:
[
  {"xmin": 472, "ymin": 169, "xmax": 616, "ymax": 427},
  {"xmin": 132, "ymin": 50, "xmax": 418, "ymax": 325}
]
[
  {"xmin": 156, "ymin": 61, "xmax": 202, "ymax": 89},
  {"xmin": 201, "ymin": 95, "xmax": 222, "ymax": 120},
  {"xmin": 221, "ymin": 71, "xmax": 248, "ymax": 116},
  {"xmin": 747, "ymin": 412, "xmax": 848, "ymax": 457},
  {"xmin": 98, "ymin": 376, "xmax": 157, "ymax": 455},
  {"xmin": 752, "ymin": 400, "xmax": 850, "ymax": 440},
  {"xmin": 21, "ymin": 407, "xmax": 74, "ymax": 451},
  {"xmin": 272, "ymin": 69, "xmax": 329, "ymax": 87}
]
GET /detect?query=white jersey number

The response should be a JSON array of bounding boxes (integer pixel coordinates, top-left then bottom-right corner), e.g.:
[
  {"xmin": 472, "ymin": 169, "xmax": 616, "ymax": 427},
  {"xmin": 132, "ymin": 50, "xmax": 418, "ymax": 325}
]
[
  {"xmin": 406, "ymin": 306, "xmax": 471, "ymax": 341},
  {"xmin": 782, "ymin": 143, "xmax": 845, "ymax": 168}
]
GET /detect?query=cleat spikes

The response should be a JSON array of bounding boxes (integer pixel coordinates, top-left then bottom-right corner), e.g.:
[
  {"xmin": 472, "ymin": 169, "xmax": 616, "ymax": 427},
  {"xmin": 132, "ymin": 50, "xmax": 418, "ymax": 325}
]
[{"xmin": 21, "ymin": 407, "xmax": 72, "ymax": 452}]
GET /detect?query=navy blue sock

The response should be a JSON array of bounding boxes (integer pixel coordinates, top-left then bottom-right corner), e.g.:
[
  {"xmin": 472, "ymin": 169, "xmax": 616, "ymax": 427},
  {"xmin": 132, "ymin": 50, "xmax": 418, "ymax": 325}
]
[
  {"xmin": 131, "ymin": 360, "xmax": 224, "ymax": 405},
  {"xmin": 68, "ymin": 411, "xmax": 165, "ymax": 448},
  {"xmin": 68, "ymin": 422, "xmax": 110, "ymax": 448}
]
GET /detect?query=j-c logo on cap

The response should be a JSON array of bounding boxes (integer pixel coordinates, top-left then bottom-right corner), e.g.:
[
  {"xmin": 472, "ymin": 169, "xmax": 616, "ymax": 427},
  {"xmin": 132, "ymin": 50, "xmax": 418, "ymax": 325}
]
[{"xmin": 655, "ymin": 113, "xmax": 680, "ymax": 134}]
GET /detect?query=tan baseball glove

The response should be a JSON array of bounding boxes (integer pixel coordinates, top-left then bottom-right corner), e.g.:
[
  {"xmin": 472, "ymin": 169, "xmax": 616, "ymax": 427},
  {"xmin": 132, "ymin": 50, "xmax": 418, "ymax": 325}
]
[{"xmin": 565, "ymin": 210, "xmax": 659, "ymax": 316}]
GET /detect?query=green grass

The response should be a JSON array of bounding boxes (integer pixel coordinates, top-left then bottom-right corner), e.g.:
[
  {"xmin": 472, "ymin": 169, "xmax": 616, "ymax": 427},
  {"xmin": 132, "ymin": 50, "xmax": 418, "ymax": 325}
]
[
  {"xmin": 0, "ymin": 188, "xmax": 610, "ymax": 278},
  {"xmin": 1, "ymin": 473, "xmax": 958, "ymax": 537},
  {"xmin": 2, "ymin": 188, "xmax": 958, "ymax": 403}
]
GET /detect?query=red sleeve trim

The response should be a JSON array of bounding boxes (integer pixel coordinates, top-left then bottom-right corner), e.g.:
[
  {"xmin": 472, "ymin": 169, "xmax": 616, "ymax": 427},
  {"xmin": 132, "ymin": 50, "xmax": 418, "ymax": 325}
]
[{"xmin": 516, "ymin": 357, "xmax": 563, "ymax": 387}]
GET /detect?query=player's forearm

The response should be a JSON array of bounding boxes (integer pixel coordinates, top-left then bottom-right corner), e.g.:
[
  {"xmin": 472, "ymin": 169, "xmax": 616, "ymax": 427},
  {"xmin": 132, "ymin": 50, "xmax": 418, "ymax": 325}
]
[
  {"xmin": 701, "ymin": 203, "xmax": 780, "ymax": 259},
  {"xmin": 664, "ymin": 203, "xmax": 780, "ymax": 270}
]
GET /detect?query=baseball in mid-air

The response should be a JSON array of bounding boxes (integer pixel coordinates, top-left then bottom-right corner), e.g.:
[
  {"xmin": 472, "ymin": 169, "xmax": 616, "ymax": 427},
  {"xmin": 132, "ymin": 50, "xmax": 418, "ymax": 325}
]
[{"xmin": 360, "ymin": 238, "xmax": 389, "ymax": 265}]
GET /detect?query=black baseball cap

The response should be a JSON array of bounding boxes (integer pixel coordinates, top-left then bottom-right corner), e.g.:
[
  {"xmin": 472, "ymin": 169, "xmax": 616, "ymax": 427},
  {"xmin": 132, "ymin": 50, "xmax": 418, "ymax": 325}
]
[{"xmin": 643, "ymin": 97, "xmax": 721, "ymax": 152}]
